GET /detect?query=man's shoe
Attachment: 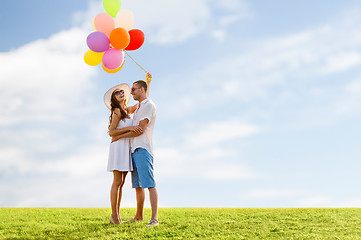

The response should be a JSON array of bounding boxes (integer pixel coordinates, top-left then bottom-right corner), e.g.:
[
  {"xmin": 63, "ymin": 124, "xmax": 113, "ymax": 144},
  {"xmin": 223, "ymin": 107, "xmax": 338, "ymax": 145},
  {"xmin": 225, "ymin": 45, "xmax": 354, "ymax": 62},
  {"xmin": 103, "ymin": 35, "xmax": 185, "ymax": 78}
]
[{"xmin": 146, "ymin": 220, "xmax": 159, "ymax": 227}]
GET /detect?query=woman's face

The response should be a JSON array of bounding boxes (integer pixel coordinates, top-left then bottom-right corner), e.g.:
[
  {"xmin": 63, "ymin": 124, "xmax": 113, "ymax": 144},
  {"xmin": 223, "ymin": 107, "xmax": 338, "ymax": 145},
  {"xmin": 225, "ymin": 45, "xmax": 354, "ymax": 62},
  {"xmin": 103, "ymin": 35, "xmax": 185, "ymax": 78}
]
[{"xmin": 114, "ymin": 89, "xmax": 125, "ymax": 103}]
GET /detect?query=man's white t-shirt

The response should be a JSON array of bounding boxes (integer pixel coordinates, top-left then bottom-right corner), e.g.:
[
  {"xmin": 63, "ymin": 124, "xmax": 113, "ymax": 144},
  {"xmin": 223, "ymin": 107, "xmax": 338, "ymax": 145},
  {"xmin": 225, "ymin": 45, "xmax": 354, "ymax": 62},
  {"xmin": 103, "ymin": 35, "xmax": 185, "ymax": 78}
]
[{"xmin": 131, "ymin": 98, "xmax": 157, "ymax": 156}]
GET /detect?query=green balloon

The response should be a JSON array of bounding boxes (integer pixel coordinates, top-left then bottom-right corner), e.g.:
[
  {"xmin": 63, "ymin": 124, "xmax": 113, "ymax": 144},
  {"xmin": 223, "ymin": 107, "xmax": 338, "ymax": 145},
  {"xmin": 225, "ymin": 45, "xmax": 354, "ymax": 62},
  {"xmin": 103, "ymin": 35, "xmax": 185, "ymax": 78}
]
[{"xmin": 103, "ymin": 0, "xmax": 121, "ymax": 17}]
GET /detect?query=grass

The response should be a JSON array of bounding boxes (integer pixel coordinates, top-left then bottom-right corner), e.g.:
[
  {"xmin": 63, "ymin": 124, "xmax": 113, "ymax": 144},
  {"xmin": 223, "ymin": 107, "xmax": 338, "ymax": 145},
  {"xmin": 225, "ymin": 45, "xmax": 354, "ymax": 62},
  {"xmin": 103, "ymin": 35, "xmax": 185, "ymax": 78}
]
[{"xmin": 0, "ymin": 208, "xmax": 361, "ymax": 239}]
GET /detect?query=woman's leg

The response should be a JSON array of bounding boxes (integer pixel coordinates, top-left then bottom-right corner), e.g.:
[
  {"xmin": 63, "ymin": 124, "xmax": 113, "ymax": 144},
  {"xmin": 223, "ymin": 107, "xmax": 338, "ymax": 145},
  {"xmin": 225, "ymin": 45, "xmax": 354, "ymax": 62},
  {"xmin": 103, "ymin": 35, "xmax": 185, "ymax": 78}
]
[
  {"xmin": 116, "ymin": 171, "xmax": 128, "ymax": 220},
  {"xmin": 110, "ymin": 170, "xmax": 123, "ymax": 223}
]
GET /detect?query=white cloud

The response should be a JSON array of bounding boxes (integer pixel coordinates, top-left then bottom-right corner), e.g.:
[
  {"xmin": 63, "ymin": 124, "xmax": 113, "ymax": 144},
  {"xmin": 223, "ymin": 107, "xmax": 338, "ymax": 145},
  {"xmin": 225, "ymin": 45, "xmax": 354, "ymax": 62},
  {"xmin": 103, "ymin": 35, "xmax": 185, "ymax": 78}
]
[
  {"xmin": 155, "ymin": 145, "xmax": 256, "ymax": 181},
  {"xmin": 0, "ymin": 11, "xmax": 113, "ymax": 207},
  {"xmin": 154, "ymin": 118, "xmax": 260, "ymax": 181},
  {"xmin": 335, "ymin": 198, "xmax": 361, "ymax": 207},
  {"xmin": 210, "ymin": 29, "xmax": 226, "ymax": 41},
  {"xmin": 156, "ymin": 9, "xmax": 361, "ymax": 133},
  {"xmin": 194, "ymin": 17, "xmax": 361, "ymax": 102},
  {"xmin": 344, "ymin": 78, "xmax": 361, "ymax": 93},
  {"xmin": 298, "ymin": 196, "xmax": 333, "ymax": 207},
  {"xmin": 0, "ymin": 136, "xmax": 108, "ymax": 178},
  {"xmin": 0, "ymin": 148, "xmax": 24, "ymax": 171},
  {"xmin": 186, "ymin": 119, "xmax": 261, "ymax": 148},
  {"xmin": 333, "ymin": 77, "xmax": 361, "ymax": 117},
  {"xmin": 239, "ymin": 189, "xmax": 361, "ymax": 207},
  {"xmin": 0, "ymin": 24, "xmax": 108, "ymax": 176},
  {"xmin": 42, "ymin": 146, "xmax": 108, "ymax": 177},
  {"xmin": 214, "ymin": 0, "xmax": 248, "ymax": 12},
  {"xmin": 73, "ymin": 1, "xmax": 103, "ymax": 30},
  {"xmin": 243, "ymin": 189, "xmax": 306, "ymax": 199},
  {"xmin": 0, "ymin": 27, "xmax": 96, "ymax": 126},
  {"xmin": 319, "ymin": 51, "xmax": 361, "ymax": 74},
  {"xmin": 204, "ymin": 163, "xmax": 256, "ymax": 180}
]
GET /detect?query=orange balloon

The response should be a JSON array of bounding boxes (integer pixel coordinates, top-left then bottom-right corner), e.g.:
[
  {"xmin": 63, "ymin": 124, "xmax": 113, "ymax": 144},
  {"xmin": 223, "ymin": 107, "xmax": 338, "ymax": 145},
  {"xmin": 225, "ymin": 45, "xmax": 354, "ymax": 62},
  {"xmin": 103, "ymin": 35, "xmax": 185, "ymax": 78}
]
[
  {"xmin": 110, "ymin": 27, "xmax": 130, "ymax": 49},
  {"xmin": 102, "ymin": 60, "xmax": 124, "ymax": 73}
]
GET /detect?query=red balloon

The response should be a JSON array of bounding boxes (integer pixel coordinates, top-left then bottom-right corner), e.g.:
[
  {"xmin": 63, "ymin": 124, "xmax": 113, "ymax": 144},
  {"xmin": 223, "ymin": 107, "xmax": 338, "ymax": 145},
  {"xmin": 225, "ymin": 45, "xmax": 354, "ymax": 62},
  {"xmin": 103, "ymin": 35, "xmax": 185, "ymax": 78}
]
[{"xmin": 125, "ymin": 29, "xmax": 145, "ymax": 51}]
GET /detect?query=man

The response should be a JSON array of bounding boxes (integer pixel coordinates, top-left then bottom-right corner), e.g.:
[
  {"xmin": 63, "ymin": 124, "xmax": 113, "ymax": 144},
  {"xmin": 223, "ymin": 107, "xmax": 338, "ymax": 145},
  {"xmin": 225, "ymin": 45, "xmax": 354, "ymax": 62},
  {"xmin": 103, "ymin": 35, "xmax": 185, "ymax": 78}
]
[{"xmin": 109, "ymin": 73, "xmax": 159, "ymax": 227}]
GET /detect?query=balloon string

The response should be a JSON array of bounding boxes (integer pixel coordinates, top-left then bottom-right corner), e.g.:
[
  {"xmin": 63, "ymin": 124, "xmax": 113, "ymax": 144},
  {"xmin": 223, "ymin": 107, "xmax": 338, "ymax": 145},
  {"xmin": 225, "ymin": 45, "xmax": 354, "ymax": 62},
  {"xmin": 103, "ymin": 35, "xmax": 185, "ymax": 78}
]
[{"xmin": 124, "ymin": 50, "xmax": 147, "ymax": 73}]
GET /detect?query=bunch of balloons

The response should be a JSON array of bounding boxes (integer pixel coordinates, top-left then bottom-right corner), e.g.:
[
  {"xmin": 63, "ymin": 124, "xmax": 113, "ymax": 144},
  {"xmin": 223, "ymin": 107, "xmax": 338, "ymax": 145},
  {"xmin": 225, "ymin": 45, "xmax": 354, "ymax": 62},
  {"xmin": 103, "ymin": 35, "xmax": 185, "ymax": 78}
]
[{"xmin": 84, "ymin": 0, "xmax": 145, "ymax": 73}]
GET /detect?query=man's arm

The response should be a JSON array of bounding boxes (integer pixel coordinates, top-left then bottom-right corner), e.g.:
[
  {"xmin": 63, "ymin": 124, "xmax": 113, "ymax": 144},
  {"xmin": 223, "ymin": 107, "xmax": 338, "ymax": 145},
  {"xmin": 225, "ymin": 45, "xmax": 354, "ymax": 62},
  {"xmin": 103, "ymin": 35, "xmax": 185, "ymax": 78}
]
[
  {"xmin": 111, "ymin": 118, "xmax": 149, "ymax": 142},
  {"xmin": 146, "ymin": 72, "xmax": 152, "ymax": 97}
]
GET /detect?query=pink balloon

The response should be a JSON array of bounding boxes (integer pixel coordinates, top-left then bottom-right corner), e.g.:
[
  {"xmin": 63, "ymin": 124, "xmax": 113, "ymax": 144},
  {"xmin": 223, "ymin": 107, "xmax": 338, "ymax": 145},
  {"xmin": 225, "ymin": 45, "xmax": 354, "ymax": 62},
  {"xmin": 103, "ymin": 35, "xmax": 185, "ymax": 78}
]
[
  {"xmin": 93, "ymin": 13, "xmax": 115, "ymax": 37},
  {"xmin": 87, "ymin": 31, "xmax": 110, "ymax": 53},
  {"xmin": 102, "ymin": 48, "xmax": 124, "ymax": 70}
]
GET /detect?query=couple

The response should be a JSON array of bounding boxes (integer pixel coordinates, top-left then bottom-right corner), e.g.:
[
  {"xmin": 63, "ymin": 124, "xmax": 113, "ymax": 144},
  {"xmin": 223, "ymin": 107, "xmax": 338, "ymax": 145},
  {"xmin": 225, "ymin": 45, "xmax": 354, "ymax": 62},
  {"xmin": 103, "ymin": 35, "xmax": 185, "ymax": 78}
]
[{"xmin": 104, "ymin": 72, "xmax": 158, "ymax": 227}]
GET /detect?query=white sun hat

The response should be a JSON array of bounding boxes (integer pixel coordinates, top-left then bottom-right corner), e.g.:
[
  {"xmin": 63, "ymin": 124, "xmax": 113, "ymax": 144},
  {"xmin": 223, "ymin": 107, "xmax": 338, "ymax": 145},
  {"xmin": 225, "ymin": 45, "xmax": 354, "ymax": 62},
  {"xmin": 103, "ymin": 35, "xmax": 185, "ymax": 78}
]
[{"xmin": 104, "ymin": 83, "xmax": 131, "ymax": 110}]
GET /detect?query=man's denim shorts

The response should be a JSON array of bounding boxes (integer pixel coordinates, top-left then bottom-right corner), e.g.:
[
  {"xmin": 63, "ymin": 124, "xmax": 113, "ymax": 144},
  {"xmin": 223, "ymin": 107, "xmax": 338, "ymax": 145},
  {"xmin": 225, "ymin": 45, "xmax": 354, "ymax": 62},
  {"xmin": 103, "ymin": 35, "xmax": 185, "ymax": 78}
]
[{"xmin": 131, "ymin": 148, "xmax": 156, "ymax": 189}]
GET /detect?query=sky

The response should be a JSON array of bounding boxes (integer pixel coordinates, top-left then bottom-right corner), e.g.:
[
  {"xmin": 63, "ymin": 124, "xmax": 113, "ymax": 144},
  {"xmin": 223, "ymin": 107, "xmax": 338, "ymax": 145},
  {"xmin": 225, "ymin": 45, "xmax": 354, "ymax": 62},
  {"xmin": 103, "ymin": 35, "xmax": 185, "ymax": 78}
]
[{"xmin": 1, "ymin": 0, "xmax": 361, "ymax": 208}]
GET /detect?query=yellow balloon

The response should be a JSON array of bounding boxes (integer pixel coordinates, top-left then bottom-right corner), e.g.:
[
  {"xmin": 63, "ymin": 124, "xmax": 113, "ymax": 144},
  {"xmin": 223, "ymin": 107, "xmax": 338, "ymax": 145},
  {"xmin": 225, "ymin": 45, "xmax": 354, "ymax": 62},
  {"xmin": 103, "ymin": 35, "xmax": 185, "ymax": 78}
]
[
  {"xmin": 84, "ymin": 50, "xmax": 104, "ymax": 66},
  {"xmin": 92, "ymin": 17, "xmax": 96, "ymax": 31},
  {"xmin": 102, "ymin": 60, "xmax": 124, "ymax": 73}
]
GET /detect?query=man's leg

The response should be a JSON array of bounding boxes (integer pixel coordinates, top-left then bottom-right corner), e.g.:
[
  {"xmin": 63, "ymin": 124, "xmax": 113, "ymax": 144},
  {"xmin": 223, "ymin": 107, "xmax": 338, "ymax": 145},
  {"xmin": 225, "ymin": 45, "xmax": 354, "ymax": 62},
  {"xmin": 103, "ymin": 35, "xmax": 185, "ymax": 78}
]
[
  {"xmin": 130, "ymin": 150, "xmax": 144, "ymax": 221},
  {"xmin": 148, "ymin": 187, "xmax": 158, "ymax": 222},
  {"xmin": 134, "ymin": 187, "xmax": 145, "ymax": 220}
]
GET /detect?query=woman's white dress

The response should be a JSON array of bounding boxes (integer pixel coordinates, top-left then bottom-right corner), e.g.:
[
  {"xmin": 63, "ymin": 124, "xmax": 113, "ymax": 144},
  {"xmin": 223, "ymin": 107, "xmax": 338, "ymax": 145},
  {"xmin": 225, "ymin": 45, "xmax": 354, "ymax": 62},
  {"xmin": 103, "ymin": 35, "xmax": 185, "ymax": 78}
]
[{"xmin": 107, "ymin": 118, "xmax": 133, "ymax": 172}]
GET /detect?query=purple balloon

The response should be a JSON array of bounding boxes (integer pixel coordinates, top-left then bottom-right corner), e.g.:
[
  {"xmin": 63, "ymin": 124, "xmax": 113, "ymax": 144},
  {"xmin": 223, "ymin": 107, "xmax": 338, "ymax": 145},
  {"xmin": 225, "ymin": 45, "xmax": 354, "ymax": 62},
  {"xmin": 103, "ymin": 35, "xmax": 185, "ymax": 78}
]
[
  {"xmin": 102, "ymin": 48, "xmax": 124, "ymax": 70},
  {"xmin": 86, "ymin": 31, "xmax": 110, "ymax": 53}
]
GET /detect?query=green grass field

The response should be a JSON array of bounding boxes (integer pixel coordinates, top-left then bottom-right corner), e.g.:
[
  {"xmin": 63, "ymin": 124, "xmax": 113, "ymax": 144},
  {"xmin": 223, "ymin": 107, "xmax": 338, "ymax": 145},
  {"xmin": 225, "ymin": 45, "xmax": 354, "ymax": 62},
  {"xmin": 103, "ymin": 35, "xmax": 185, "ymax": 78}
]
[{"xmin": 0, "ymin": 208, "xmax": 361, "ymax": 239}]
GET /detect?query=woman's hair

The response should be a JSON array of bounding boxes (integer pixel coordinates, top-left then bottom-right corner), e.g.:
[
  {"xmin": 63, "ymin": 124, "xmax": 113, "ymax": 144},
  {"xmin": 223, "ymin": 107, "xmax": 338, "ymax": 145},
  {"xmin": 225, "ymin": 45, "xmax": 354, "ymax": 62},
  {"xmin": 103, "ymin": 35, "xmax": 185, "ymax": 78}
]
[{"xmin": 108, "ymin": 90, "xmax": 129, "ymax": 128}]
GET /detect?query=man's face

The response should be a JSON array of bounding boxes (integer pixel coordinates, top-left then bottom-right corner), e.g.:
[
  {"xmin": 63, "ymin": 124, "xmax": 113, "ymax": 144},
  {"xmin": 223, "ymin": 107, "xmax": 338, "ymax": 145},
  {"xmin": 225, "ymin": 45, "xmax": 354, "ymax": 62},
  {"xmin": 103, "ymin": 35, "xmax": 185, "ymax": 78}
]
[{"xmin": 131, "ymin": 83, "xmax": 141, "ymax": 101}]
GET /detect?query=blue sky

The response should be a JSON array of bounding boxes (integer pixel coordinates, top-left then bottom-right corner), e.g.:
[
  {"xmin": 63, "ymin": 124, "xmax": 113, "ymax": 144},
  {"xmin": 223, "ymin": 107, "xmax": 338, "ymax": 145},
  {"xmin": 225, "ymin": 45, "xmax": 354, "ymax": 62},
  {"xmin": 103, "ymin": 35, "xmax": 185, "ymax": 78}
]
[{"xmin": 1, "ymin": 0, "xmax": 361, "ymax": 208}]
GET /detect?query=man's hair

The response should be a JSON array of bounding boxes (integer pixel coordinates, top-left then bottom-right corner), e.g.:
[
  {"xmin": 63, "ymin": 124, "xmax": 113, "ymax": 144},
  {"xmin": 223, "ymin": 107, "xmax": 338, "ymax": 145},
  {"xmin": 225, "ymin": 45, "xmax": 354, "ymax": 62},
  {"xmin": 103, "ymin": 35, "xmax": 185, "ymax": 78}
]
[{"xmin": 134, "ymin": 80, "xmax": 148, "ymax": 93}]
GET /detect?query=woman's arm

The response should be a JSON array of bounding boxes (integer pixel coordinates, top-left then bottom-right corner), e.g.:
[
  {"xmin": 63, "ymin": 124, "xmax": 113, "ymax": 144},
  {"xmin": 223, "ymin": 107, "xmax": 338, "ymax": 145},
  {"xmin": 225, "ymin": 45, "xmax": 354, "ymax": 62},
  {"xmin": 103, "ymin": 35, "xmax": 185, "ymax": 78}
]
[
  {"xmin": 126, "ymin": 104, "xmax": 138, "ymax": 115},
  {"xmin": 108, "ymin": 108, "xmax": 121, "ymax": 133},
  {"xmin": 111, "ymin": 119, "xmax": 148, "ymax": 142},
  {"xmin": 108, "ymin": 108, "xmax": 133, "ymax": 137}
]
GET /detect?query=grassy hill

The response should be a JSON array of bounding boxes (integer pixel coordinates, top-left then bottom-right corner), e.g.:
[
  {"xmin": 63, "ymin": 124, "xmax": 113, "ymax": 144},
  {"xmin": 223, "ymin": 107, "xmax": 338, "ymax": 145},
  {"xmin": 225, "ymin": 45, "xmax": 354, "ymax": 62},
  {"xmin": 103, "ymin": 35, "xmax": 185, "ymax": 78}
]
[{"xmin": 1, "ymin": 208, "xmax": 361, "ymax": 239}]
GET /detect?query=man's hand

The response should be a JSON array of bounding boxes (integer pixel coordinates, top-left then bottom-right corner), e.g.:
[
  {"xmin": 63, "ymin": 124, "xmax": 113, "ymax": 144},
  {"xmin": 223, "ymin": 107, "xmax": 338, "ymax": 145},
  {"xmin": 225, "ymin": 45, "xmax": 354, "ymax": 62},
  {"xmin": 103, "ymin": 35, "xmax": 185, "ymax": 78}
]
[
  {"xmin": 111, "ymin": 126, "xmax": 144, "ymax": 142},
  {"xmin": 129, "ymin": 126, "xmax": 144, "ymax": 135},
  {"xmin": 146, "ymin": 72, "xmax": 152, "ymax": 84}
]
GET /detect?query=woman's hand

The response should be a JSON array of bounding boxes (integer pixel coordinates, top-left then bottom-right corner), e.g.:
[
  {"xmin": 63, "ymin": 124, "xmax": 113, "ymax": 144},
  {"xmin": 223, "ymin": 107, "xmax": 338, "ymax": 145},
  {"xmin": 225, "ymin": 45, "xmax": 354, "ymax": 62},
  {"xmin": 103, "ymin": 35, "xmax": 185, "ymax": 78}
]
[{"xmin": 111, "ymin": 136, "xmax": 121, "ymax": 142}]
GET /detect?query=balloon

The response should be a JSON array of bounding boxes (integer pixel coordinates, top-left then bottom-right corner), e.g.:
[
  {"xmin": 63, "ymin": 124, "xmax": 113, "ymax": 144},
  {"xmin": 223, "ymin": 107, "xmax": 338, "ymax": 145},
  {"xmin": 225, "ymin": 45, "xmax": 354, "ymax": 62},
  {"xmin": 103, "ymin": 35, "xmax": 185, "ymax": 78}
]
[
  {"xmin": 92, "ymin": 18, "xmax": 96, "ymax": 31},
  {"xmin": 93, "ymin": 13, "xmax": 115, "ymax": 37},
  {"xmin": 86, "ymin": 31, "xmax": 110, "ymax": 53},
  {"xmin": 125, "ymin": 29, "xmax": 145, "ymax": 51},
  {"xmin": 103, "ymin": 0, "xmax": 121, "ymax": 17},
  {"xmin": 110, "ymin": 28, "xmax": 130, "ymax": 49},
  {"xmin": 102, "ymin": 60, "xmax": 124, "ymax": 73},
  {"xmin": 102, "ymin": 48, "xmax": 124, "ymax": 69},
  {"xmin": 115, "ymin": 9, "xmax": 134, "ymax": 31},
  {"xmin": 84, "ymin": 50, "xmax": 104, "ymax": 66}
]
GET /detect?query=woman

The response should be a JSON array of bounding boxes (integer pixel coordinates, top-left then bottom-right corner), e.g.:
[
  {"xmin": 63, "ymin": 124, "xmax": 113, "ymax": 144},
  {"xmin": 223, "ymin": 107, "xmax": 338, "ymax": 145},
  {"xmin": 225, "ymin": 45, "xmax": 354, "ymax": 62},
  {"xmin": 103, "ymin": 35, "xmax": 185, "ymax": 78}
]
[{"xmin": 104, "ymin": 83, "xmax": 141, "ymax": 224}]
